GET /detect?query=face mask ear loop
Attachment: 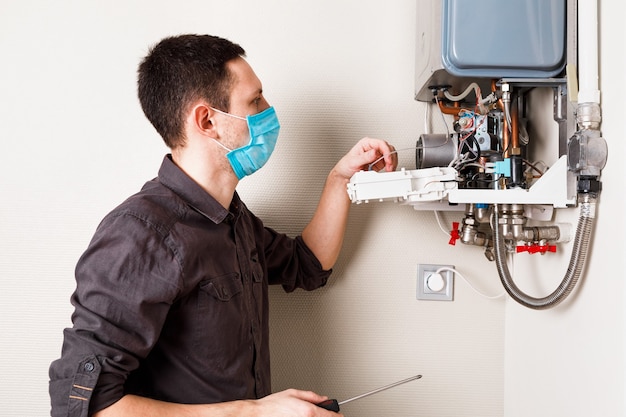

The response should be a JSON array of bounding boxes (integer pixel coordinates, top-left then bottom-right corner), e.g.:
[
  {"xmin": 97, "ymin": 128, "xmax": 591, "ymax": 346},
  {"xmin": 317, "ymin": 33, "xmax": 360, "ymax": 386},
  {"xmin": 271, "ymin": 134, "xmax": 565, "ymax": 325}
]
[
  {"xmin": 207, "ymin": 108, "xmax": 242, "ymax": 153},
  {"xmin": 211, "ymin": 138, "xmax": 233, "ymax": 153},
  {"xmin": 209, "ymin": 107, "xmax": 246, "ymax": 121}
]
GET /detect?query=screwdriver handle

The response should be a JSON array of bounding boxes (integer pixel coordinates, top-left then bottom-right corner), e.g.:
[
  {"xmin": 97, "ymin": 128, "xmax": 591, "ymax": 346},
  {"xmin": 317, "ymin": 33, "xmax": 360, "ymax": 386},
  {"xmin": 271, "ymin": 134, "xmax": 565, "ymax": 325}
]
[{"xmin": 316, "ymin": 398, "xmax": 340, "ymax": 412}]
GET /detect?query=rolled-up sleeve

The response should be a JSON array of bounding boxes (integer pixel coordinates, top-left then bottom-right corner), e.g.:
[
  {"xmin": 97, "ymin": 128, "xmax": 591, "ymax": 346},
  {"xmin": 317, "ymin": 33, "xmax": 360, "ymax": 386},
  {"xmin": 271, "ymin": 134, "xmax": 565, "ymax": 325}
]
[
  {"xmin": 49, "ymin": 210, "xmax": 181, "ymax": 417},
  {"xmin": 262, "ymin": 225, "xmax": 332, "ymax": 292}
]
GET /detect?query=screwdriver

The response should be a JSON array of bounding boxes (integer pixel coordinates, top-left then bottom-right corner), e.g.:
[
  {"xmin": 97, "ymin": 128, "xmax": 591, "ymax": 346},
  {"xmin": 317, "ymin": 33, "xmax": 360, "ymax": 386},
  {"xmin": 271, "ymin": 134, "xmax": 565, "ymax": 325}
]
[{"xmin": 316, "ymin": 374, "xmax": 422, "ymax": 412}]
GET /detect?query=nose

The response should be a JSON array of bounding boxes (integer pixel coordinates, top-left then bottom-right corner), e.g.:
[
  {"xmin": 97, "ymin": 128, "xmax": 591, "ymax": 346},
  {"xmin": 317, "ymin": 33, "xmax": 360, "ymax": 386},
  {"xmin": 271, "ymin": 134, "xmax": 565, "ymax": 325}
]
[{"xmin": 257, "ymin": 96, "xmax": 270, "ymax": 113}]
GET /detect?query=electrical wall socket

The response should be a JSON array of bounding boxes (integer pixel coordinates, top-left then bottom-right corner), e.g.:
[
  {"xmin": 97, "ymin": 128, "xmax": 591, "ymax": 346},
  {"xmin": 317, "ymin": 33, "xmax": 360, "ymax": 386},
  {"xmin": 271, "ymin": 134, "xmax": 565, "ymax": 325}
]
[{"xmin": 416, "ymin": 264, "xmax": 454, "ymax": 301}]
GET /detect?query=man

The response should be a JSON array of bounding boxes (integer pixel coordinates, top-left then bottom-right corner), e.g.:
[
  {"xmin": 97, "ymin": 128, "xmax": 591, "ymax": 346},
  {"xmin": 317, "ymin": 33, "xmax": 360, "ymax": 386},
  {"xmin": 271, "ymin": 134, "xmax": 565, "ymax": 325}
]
[{"xmin": 49, "ymin": 34, "xmax": 397, "ymax": 417}]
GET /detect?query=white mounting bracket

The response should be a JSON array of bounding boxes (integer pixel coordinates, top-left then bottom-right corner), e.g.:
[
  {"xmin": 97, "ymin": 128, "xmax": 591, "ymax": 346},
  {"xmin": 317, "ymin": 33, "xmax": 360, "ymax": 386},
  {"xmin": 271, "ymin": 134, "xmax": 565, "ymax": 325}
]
[{"xmin": 347, "ymin": 155, "xmax": 576, "ymax": 210}]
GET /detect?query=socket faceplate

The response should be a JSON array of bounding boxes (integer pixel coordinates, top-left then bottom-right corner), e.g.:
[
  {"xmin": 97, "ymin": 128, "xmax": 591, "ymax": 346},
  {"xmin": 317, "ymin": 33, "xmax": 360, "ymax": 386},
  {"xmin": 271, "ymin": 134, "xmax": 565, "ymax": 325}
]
[{"xmin": 417, "ymin": 264, "xmax": 454, "ymax": 301}]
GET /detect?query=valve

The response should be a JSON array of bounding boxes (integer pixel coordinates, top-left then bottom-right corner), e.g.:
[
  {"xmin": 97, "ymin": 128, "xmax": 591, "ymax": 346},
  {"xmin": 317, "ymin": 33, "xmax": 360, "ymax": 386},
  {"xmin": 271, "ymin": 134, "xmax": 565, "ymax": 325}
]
[
  {"xmin": 449, "ymin": 222, "xmax": 460, "ymax": 245},
  {"xmin": 516, "ymin": 244, "xmax": 557, "ymax": 254}
]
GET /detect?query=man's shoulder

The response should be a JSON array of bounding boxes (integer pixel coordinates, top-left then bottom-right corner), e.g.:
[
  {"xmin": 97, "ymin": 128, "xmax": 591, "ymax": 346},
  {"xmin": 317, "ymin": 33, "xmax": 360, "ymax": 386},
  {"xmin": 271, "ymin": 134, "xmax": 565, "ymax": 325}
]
[{"xmin": 103, "ymin": 179, "xmax": 186, "ymax": 232}]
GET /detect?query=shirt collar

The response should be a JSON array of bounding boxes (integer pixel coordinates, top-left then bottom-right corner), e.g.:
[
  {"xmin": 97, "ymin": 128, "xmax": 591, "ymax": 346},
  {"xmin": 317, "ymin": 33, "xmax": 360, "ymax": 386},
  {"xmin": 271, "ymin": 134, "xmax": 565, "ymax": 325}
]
[{"xmin": 157, "ymin": 154, "xmax": 239, "ymax": 224}]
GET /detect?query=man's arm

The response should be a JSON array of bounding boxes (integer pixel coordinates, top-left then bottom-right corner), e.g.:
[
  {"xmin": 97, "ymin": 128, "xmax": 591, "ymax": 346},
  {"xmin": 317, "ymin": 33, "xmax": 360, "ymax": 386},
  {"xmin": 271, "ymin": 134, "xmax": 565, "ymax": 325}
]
[
  {"xmin": 93, "ymin": 390, "xmax": 342, "ymax": 417},
  {"xmin": 302, "ymin": 137, "xmax": 397, "ymax": 270}
]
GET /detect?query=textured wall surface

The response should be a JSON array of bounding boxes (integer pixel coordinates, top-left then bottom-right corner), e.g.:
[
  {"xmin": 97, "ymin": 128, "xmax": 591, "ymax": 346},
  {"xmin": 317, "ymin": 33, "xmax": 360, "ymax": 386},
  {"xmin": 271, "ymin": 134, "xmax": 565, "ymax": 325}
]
[{"xmin": 0, "ymin": 1, "xmax": 623, "ymax": 416}]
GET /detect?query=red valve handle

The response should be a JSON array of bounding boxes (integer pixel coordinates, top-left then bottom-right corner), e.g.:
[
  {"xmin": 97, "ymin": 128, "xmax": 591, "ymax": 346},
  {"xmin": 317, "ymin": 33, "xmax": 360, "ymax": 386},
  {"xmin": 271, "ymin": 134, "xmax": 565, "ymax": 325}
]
[
  {"xmin": 516, "ymin": 244, "xmax": 557, "ymax": 254},
  {"xmin": 449, "ymin": 222, "xmax": 460, "ymax": 245}
]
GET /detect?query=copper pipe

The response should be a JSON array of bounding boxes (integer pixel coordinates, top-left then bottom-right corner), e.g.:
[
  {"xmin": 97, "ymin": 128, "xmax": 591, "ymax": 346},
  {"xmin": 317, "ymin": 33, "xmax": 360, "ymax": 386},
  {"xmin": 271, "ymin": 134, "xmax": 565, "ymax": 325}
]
[
  {"xmin": 500, "ymin": 102, "xmax": 510, "ymax": 157},
  {"xmin": 494, "ymin": 80, "xmax": 511, "ymax": 157},
  {"xmin": 437, "ymin": 99, "xmax": 461, "ymax": 116},
  {"xmin": 511, "ymin": 100, "xmax": 519, "ymax": 150}
]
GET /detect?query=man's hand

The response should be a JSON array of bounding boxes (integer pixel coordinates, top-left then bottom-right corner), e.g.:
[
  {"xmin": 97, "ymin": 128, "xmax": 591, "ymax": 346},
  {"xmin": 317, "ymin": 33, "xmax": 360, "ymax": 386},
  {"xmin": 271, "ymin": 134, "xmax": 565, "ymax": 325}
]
[
  {"xmin": 254, "ymin": 389, "xmax": 343, "ymax": 417},
  {"xmin": 93, "ymin": 390, "xmax": 342, "ymax": 417},
  {"xmin": 333, "ymin": 137, "xmax": 398, "ymax": 179},
  {"xmin": 302, "ymin": 137, "xmax": 397, "ymax": 270}
]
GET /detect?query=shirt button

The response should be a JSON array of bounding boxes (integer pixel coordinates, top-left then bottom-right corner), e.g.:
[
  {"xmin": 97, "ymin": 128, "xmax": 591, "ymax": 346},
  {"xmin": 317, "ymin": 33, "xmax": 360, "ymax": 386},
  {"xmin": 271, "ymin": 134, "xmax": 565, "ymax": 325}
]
[{"xmin": 83, "ymin": 362, "xmax": 95, "ymax": 372}]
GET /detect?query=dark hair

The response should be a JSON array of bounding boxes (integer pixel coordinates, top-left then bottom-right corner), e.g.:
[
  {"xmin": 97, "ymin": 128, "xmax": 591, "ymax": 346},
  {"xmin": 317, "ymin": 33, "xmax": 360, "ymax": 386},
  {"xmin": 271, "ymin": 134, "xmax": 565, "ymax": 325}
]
[{"xmin": 137, "ymin": 34, "xmax": 246, "ymax": 148}]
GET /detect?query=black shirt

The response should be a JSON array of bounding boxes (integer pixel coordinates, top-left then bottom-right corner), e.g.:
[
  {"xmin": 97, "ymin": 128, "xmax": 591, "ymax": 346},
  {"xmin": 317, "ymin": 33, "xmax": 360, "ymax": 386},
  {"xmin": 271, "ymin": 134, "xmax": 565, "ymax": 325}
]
[{"xmin": 49, "ymin": 155, "xmax": 331, "ymax": 417}]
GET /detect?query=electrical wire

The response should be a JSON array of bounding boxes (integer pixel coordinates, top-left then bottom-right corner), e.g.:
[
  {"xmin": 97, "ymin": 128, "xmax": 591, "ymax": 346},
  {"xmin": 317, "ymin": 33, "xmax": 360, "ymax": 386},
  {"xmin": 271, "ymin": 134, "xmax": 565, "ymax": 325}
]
[
  {"xmin": 424, "ymin": 100, "xmax": 431, "ymax": 134},
  {"xmin": 369, "ymin": 93, "xmax": 458, "ymax": 171},
  {"xmin": 367, "ymin": 137, "xmax": 452, "ymax": 171},
  {"xmin": 434, "ymin": 211, "xmax": 452, "ymax": 237},
  {"xmin": 522, "ymin": 158, "xmax": 545, "ymax": 177},
  {"xmin": 435, "ymin": 266, "xmax": 506, "ymax": 300},
  {"xmin": 464, "ymin": 174, "xmax": 497, "ymax": 189},
  {"xmin": 434, "ymin": 95, "xmax": 451, "ymax": 139},
  {"xmin": 367, "ymin": 147, "xmax": 417, "ymax": 171}
]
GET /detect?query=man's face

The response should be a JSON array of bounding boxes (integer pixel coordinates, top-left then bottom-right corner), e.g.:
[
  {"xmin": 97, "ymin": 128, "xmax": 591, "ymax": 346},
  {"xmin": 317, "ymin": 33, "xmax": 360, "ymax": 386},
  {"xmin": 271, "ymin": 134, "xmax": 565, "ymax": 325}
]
[{"xmin": 221, "ymin": 57, "xmax": 270, "ymax": 149}]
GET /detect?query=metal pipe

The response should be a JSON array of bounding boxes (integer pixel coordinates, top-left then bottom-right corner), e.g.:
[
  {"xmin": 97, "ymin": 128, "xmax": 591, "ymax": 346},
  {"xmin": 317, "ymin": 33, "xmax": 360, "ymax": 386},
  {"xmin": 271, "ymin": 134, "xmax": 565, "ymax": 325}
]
[
  {"xmin": 492, "ymin": 195, "xmax": 595, "ymax": 309},
  {"xmin": 437, "ymin": 99, "xmax": 461, "ymax": 116}
]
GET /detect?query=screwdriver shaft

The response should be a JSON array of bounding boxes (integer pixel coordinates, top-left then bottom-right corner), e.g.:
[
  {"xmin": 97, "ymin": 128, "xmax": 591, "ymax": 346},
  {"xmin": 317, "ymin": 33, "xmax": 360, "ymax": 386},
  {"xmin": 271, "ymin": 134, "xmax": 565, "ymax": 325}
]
[{"xmin": 338, "ymin": 374, "xmax": 422, "ymax": 406}]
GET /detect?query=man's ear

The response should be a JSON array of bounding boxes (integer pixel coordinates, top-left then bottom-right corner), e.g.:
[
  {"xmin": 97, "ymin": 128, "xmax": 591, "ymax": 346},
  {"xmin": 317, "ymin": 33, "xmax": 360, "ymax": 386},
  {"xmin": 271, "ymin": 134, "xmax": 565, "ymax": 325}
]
[{"xmin": 191, "ymin": 104, "xmax": 217, "ymax": 137}]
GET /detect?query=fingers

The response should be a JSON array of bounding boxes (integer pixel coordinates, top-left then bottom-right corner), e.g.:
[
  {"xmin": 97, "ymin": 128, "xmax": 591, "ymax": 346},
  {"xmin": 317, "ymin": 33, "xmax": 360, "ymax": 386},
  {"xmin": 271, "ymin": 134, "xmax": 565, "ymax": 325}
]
[
  {"xmin": 258, "ymin": 389, "xmax": 342, "ymax": 416},
  {"xmin": 284, "ymin": 388, "xmax": 328, "ymax": 404},
  {"xmin": 332, "ymin": 137, "xmax": 398, "ymax": 180},
  {"xmin": 356, "ymin": 137, "xmax": 397, "ymax": 172}
]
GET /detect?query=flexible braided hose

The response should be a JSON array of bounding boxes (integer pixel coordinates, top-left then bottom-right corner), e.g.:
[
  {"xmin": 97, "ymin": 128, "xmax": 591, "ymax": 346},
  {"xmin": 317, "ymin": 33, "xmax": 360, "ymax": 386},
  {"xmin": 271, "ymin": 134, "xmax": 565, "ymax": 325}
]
[{"xmin": 492, "ymin": 194, "xmax": 596, "ymax": 309}]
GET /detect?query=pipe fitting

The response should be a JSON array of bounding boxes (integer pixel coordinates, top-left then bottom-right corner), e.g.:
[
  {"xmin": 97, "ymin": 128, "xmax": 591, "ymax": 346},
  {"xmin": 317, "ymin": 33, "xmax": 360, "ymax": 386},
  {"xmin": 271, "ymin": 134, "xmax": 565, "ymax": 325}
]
[
  {"xmin": 576, "ymin": 102, "xmax": 601, "ymax": 130},
  {"xmin": 567, "ymin": 129, "xmax": 607, "ymax": 177}
]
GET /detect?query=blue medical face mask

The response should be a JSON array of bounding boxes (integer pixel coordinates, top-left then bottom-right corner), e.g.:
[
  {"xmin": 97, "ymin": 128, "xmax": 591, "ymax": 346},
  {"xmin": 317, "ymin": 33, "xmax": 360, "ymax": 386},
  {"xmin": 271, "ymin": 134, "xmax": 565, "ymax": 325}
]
[{"xmin": 210, "ymin": 106, "xmax": 280, "ymax": 180}]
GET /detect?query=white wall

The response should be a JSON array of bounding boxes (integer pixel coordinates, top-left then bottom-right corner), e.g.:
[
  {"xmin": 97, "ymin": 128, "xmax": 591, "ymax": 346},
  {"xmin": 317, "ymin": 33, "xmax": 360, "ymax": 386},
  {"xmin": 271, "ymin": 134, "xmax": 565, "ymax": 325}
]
[
  {"xmin": 0, "ymin": 1, "xmax": 622, "ymax": 416},
  {"xmin": 501, "ymin": 2, "xmax": 626, "ymax": 415}
]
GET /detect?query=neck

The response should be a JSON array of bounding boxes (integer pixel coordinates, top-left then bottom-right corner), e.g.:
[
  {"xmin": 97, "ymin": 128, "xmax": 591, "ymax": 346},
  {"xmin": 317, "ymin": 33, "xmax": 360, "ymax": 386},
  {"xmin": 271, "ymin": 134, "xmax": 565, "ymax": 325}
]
[{"xmin": 171, "ymin": 144, "xmax": 237, "ymax": 209}]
